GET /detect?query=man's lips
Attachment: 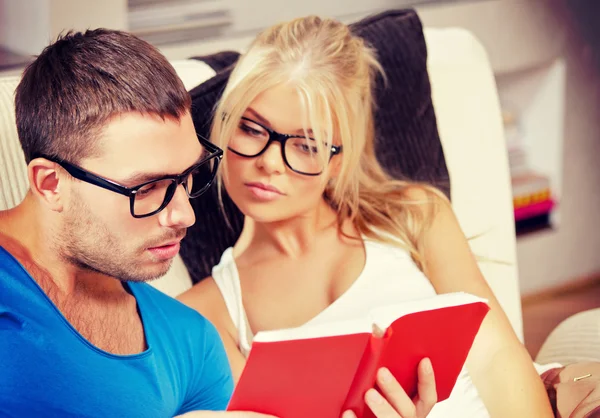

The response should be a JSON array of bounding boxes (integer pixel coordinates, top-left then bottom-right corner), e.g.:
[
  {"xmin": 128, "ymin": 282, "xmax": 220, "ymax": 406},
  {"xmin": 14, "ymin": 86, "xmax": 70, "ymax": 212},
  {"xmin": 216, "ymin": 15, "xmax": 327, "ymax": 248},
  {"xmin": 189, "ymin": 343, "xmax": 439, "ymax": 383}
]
[
  {"xmin": 147, "ymin": 240, "xmax": 181, "ymax": 260},
  {"xmin": 148, "ymin": 239, "xmax": 182, "ymax": 250}
]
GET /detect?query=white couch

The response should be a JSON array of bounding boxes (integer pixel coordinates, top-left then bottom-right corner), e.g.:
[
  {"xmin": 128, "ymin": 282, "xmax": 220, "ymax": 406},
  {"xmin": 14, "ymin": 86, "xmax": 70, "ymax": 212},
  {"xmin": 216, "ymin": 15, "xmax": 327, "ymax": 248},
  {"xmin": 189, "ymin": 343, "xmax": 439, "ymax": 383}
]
[{"xmin": 0, "ymin": 27, "xmax": 523, "ymax": 339}]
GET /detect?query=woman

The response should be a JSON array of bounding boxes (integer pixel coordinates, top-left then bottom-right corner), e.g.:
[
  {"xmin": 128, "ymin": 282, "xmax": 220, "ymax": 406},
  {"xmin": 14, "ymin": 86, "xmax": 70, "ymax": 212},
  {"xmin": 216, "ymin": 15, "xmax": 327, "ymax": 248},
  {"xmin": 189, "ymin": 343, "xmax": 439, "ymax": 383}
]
[{"xmin": 178, "ymin": 15, "xmax": 554, "ymax": 418}]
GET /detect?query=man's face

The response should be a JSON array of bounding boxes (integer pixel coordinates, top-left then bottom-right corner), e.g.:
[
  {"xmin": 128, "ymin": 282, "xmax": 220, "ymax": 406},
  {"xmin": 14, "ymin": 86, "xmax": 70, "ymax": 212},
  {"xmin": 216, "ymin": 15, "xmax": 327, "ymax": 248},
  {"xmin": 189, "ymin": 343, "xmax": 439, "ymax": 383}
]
[{"xmin": 57, "ymin": 112, "xmax": 202, "ymax": 282}]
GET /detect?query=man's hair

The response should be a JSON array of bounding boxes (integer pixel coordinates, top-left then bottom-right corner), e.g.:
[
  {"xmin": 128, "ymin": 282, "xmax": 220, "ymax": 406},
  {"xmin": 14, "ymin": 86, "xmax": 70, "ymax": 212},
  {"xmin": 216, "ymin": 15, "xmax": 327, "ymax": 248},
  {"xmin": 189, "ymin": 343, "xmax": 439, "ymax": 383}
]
[{"xmin": 15, "ymin": 28, "xmax": 191, "ymax": 164}]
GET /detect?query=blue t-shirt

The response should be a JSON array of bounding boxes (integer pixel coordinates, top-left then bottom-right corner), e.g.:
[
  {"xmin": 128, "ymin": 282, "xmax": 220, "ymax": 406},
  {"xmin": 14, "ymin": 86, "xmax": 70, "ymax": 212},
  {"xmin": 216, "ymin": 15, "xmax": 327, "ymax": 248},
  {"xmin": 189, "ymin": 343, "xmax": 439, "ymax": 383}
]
[{"xmin": 0, "ymin": 246, "xmax": 233, "ymax": 417}]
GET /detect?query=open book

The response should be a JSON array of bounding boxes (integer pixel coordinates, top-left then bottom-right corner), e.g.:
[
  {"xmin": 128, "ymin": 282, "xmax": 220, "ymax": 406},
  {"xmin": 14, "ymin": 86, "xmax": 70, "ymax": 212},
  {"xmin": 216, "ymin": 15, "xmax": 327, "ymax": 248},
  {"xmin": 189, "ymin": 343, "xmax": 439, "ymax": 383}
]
[{"xmin": 227, "ymin": 292, "xmax": 490, "ymax": 418}]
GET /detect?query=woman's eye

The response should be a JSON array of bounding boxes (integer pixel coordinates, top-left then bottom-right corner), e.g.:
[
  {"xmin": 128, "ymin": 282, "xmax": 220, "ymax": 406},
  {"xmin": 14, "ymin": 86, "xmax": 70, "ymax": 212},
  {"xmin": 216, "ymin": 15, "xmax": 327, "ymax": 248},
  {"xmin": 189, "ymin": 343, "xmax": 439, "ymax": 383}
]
[
  {"xmin": 295, "ymin": 142, "xmax": 318, "ymax": 154},
  {"xmin": 240, "ymin": 124, "xmax": 264, "ymax": 137}
]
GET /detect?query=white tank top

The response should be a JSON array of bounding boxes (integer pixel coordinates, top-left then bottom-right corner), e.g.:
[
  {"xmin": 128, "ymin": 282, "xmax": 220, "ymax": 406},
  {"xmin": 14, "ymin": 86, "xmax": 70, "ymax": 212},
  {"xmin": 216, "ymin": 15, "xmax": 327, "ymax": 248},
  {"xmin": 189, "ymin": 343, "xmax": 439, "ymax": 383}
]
[{"xmin": 212, "ymin": 237, "xmax": 491, "ymax": 417}]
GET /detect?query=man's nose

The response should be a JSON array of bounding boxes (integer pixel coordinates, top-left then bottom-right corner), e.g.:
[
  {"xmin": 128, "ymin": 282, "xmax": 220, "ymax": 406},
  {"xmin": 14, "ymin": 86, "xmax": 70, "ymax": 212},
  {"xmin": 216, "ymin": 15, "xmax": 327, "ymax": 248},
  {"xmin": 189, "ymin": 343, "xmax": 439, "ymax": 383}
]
[{"xmin": 158, "ymin": 184, "xmax": 196, "ymax": 229}]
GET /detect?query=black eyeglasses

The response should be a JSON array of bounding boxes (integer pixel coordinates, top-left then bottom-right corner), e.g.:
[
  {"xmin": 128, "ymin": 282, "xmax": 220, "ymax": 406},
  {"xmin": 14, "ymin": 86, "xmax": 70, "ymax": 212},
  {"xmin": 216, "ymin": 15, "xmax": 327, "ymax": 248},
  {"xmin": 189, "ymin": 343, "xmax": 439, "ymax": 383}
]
[
  {"xmin": 38, "ymin": 135, "xmax": 223, "ymax": 218},
  {"xmin": 227, "ymin": 117, "xmax": 342, "ymax": 176}
]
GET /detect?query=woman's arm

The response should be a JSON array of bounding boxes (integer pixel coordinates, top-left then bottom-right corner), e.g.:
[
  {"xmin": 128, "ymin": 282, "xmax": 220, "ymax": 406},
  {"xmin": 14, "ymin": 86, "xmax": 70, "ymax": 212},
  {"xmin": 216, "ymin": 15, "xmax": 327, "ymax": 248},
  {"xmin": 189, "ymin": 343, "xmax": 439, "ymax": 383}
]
[
  {"xmin": 418, "ymin": 191, "xmax": 553, "ymax": 417},
  {"xmin": 178, "ymin": 278, "xmax": 247, "ymax": 382}
]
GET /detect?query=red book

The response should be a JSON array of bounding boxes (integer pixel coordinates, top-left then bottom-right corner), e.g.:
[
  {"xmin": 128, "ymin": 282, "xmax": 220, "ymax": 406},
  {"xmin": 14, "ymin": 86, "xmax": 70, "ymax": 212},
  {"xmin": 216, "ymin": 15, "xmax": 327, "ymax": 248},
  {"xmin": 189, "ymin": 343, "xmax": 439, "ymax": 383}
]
[{"xmin": 227, "ymin": 292, "xmax": 490, "ymax": 418}]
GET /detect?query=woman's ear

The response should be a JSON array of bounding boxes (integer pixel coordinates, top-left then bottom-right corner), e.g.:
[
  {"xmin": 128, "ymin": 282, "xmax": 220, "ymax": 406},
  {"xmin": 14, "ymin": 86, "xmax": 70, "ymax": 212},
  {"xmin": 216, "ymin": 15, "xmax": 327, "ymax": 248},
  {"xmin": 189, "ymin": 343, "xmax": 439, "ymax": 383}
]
[{"xmin": 27, "ymin": 158, "xmax": 66, "ymax": 212}]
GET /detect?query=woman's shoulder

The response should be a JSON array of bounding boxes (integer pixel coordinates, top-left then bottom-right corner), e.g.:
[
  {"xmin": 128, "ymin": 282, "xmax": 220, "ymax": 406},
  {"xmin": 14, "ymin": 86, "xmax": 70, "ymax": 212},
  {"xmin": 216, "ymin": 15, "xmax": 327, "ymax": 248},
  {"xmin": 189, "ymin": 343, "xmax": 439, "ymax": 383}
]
[
  {"xmin": 177, "ymin": 275, "xmax": 222, "ymax": 315},
  {"xmin": 401, "ymin": 184, "xmax": 451, "ymax": 213}
]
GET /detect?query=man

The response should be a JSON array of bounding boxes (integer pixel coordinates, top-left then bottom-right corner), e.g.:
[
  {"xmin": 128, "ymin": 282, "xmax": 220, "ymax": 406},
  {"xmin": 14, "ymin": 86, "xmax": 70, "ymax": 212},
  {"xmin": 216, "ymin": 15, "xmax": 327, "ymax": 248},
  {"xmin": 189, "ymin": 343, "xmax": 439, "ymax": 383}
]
[{"xmin": 0, "ymin": 29, "xmax": 270, "ymax": 417}]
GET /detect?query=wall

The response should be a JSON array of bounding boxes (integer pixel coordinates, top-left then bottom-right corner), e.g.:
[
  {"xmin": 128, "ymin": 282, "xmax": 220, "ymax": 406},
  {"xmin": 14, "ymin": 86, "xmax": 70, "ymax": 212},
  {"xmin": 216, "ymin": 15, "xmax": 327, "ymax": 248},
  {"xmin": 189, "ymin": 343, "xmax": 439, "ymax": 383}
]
[
  {"xmin": 0, "ymin": 0, "xmax": 50, "ymax": 55},
  {"xmin": 49, "ymin": 0, "xmax": 127, "ymax": 37},
  {"xmin": 416, "ymin": 0, "xmax": 565, "ymax": 74},
  {"xmin": 0, "ymin": 0, "xmax": 127, "ymax": 55}
]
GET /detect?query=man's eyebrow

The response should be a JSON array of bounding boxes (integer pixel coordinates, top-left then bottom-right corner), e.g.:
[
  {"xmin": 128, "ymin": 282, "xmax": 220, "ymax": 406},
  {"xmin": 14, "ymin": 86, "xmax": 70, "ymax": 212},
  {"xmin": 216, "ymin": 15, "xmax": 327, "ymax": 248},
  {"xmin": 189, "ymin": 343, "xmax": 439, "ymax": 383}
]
[
  {"xmin": 122, "ymin": 155, "xmax": 205, "ymax": 185},
  {"xmin": 245, "ymin": 107, "xmax": 314, "ymax": 136}
]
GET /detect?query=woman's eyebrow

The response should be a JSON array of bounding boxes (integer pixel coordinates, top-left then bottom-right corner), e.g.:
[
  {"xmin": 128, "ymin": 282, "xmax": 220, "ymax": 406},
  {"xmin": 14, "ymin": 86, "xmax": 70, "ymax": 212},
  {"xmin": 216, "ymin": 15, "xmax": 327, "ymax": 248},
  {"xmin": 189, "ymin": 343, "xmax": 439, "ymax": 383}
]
[{"xmin": 245, "ymin": 107, "xmax": 314, "ymax": 136}]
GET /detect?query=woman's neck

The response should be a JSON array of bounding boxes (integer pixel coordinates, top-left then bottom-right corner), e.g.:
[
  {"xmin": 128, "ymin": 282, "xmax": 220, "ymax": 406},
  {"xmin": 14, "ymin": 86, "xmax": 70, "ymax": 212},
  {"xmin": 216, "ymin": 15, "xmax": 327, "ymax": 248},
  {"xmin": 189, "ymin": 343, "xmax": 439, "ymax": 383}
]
[{"xmin": 235, "ymin": 198, "xmax": 347, "ymax": 259}]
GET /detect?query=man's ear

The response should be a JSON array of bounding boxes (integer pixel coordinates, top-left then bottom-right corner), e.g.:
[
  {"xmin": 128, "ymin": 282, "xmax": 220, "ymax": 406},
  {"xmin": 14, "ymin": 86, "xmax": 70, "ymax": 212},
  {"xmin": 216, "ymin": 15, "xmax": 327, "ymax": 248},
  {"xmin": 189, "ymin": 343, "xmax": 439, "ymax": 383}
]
[{"xmin": 28, "ymin": 158, "xmax": 66, "ymax": 212}]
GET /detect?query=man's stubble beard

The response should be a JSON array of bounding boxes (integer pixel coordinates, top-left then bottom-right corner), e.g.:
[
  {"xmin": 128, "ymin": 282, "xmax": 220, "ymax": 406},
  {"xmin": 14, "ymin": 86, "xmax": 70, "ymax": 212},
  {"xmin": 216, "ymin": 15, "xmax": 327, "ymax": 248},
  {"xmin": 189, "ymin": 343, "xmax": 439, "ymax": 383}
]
[{"xmin": 56, "ymin": 195, "xmax": 175, "ymax": 283}]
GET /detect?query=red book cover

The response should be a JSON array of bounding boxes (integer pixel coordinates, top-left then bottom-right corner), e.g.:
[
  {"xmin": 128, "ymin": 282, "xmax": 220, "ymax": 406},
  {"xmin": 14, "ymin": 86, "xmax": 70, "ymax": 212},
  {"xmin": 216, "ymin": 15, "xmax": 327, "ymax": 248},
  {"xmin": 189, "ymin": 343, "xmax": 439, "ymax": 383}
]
[{"xmin": 227, "ymin": 293, "xmax": 490, "ymax": 418}]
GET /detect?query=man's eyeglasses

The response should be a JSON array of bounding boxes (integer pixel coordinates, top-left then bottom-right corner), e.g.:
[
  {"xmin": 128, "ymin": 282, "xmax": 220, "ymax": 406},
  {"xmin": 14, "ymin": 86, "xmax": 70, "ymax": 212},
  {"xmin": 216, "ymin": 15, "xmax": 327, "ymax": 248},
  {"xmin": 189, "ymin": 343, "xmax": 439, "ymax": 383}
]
[
  {"xmin": 38, "ymin": 135, "xmax": 223, "ymax": 218},
  {"xmin": 227, "ymin": 117, "xmax": 342, "ymax": 176}
]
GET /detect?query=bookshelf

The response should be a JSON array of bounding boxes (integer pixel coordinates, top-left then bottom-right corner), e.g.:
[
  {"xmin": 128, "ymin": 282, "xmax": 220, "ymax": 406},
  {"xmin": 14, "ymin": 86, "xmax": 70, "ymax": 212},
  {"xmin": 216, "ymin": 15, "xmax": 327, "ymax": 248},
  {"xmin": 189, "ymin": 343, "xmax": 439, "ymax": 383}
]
[
  {"xmin": 496, "ymin": 58, "xmax": 566, "ymax": 236},
  {"xmin": 417, "ymin": 0, "xmax": 567, "ymax": 239}
]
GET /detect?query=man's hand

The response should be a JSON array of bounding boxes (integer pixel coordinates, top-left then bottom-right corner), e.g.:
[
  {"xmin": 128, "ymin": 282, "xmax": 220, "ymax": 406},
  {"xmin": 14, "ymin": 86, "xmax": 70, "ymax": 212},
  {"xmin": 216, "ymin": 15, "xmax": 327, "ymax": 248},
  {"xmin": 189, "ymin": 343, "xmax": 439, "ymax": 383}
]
[
  {"xmin": 342, "ymin": 358, "xmax": 437, "ymax": 418},
  {"xmin": 175, "ymin": 411, "xmax": 277, "ymax": 417}
]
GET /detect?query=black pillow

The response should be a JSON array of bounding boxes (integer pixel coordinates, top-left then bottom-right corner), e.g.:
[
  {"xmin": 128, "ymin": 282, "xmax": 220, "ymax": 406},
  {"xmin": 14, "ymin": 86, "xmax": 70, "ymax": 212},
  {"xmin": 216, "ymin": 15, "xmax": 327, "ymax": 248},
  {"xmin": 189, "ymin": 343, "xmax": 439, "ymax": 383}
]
[
  {"xmin": 180, "ymin": 8, "xmax": 450, "ymax": 284},
  {"xmin": 351, "ymin": 10, "xmax": 450, "ymax": 193}
]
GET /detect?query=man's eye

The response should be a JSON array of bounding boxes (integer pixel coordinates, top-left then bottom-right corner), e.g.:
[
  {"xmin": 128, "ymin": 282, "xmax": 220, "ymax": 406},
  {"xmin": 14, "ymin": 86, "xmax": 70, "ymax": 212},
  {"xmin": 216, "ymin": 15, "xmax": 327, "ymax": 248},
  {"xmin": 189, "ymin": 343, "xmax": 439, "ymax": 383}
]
[{"xmin": 137, "ymin": 184, "xmax": 156, "ymax": 196}]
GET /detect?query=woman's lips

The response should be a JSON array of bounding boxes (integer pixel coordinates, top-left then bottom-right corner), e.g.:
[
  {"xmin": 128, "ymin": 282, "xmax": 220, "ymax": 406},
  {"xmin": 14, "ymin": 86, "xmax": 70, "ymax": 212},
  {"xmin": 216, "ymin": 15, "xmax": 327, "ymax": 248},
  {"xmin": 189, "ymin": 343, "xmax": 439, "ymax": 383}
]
[{"xmin": 245, "ymin": 182, "xmax": 284, "ymax": 201}]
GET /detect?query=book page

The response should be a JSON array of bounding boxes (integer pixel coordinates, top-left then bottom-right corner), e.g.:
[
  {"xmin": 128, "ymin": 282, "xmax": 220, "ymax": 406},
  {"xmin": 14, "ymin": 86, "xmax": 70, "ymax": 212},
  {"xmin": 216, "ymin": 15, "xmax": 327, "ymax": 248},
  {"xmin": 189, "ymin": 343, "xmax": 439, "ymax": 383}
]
[
  {"xmin": 369, "ymin": 292, "xmax": 488, "ymax": 330},
  {"xmin": 253, "ymin": 292, "xmax": 487, "ymax": 343},
  {"xmin": 253, "ymin": 316, "xmax": 373, "ymax": 343}
]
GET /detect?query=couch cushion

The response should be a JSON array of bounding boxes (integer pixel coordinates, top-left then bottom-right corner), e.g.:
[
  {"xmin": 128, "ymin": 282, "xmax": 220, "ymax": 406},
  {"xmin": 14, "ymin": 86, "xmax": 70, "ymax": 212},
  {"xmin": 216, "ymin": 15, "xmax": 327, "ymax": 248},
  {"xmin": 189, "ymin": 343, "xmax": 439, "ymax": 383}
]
[
  {"xmin": 351, "ymin": 10, "xmax": 450, "ymax": 192},
  {"xmin": 0, "ymin": 76, "xmax": 28, "ymax": 211},
  {"xmin": 180, "ymin": 9, "xmax": 450, "ymax": 284}
]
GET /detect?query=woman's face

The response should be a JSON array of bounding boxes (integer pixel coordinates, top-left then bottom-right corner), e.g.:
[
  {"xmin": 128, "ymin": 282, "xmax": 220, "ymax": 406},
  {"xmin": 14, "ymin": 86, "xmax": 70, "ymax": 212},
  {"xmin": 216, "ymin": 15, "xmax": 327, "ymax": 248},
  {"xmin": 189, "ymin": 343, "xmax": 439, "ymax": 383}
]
[{"xmin": 222, "ymin": 84, "xmax": 339, "ymax": 223}]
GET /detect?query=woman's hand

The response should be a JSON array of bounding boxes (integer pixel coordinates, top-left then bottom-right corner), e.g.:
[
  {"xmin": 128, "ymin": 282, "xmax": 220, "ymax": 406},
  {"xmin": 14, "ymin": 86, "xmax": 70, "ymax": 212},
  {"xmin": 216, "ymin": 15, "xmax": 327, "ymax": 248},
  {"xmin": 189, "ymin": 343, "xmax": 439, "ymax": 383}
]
[{"xmin": 342, "ymin": 358, "xmax": 437, "ymax": 418}]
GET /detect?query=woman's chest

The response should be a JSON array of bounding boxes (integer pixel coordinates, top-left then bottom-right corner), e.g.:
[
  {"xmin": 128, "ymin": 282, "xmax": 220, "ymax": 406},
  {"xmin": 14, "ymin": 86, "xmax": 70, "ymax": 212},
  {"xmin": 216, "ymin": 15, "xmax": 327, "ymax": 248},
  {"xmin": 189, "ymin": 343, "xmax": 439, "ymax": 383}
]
[
  {"xmin": 239, "ymin": 244, "xmax": 366, "ymax": 333},
  {"xmin": 237, "ymin": 241, "xmax": 436, "ymax": 334}
]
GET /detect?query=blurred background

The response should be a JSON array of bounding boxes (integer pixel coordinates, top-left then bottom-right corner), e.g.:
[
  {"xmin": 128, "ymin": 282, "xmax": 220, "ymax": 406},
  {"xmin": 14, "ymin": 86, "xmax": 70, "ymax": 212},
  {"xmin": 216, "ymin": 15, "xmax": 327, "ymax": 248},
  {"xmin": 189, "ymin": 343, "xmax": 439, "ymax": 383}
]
[{"xmin": 1, "ymin": 0, "xmax": 599, "ymax": 359}]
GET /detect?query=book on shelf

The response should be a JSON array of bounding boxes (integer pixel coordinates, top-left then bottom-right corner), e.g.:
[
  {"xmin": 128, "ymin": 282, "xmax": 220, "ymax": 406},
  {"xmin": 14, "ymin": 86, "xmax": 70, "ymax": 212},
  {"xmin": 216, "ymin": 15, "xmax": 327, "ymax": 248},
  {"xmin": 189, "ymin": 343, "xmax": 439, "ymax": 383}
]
[
  {"xmin": 511, "ymin": 172, "xmax": 555, "ymax": 221},
  {"xmin": 227, "ymin": 292, "xmax": 490, "ymax": 418},
  {"xmin": 508, "ymin": 147, "xmax": 530, "ymax": 177}
]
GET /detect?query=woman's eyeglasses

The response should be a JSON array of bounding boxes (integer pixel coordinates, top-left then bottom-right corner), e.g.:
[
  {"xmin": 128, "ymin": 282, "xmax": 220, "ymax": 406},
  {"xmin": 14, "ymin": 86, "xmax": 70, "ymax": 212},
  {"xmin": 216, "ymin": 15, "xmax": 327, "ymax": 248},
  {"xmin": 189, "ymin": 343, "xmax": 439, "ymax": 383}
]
[{"xmin": 227, "ymin": 117, "xmax": 342, "ymax": 176}]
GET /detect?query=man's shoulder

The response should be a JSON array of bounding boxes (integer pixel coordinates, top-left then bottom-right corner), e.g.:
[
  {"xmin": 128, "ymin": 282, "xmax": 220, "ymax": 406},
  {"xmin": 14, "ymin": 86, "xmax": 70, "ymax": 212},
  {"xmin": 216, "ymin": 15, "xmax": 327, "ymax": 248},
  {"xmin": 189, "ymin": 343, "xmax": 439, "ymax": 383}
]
[{"xmin": 129, "ymin": 281, "xmax": 217, "ymax": 337}]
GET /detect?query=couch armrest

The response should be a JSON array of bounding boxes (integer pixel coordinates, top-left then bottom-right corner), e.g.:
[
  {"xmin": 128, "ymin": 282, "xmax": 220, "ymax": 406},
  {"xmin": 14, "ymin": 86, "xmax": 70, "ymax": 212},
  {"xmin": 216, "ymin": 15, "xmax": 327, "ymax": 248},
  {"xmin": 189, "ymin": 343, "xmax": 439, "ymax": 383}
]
[{"xmin": 425, "ymin": 28, "xmax": 522, "ymax": 339}]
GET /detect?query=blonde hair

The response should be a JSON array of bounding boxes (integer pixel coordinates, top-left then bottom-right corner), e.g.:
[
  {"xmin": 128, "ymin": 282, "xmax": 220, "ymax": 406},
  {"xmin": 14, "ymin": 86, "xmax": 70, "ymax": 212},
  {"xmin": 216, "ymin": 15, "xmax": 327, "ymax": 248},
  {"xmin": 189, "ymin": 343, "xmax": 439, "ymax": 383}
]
[{"xmin": 211, "ymin": 16, "xmax": 448, "ymax": 270}]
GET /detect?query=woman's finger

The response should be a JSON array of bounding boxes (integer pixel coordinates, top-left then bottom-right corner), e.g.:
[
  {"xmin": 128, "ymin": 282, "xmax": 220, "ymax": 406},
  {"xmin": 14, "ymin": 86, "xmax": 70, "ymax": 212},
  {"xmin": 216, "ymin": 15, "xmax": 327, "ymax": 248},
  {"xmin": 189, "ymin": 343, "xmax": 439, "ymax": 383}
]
[
  {"xmin": 373, "ymin": 367, "xmax": 416, "ymax": 417},
  {"xmin": 414, "ymin": 358, "xmax": 437, "ymax": 417},
  {"xmin": 364, "ymin": 388, "xmax": 405, "ymax": 418},
  {"xmin": 341, "ymin": 409, "xmax": 358, "ymax": 418}
]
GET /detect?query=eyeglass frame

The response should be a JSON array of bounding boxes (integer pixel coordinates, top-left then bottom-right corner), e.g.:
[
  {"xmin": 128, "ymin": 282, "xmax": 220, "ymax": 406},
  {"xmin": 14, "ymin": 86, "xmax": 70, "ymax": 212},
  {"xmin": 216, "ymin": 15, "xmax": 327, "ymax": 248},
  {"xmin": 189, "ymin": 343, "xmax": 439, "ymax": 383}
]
[
  {"xmin": 228, "ymin": 116, "xmax": 343, "ymax": 176},
  {"xmin": 34, "ymin": 135, "xmax": 223, "ymax": 218}
]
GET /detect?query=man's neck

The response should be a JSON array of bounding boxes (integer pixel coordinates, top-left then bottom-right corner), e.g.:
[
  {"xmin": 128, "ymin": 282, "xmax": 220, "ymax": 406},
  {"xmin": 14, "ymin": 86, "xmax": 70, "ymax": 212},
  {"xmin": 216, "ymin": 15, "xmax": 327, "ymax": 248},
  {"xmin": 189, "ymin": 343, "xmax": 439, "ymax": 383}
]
[
  {"xmin": 0, "ymin": 196, "xmax": 125, "ymax": 297},
  {"xmin": 1, "ymin": 196, "xmax": 146, "ymax": 355}
]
